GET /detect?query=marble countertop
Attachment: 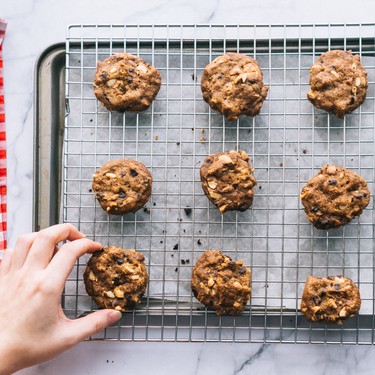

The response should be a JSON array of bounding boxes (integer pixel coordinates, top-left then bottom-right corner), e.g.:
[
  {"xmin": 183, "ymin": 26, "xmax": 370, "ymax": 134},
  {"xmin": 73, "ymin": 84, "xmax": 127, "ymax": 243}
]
[{"xmin": 3, "ymin": 0, "xmax": 375, "ymax": 373}]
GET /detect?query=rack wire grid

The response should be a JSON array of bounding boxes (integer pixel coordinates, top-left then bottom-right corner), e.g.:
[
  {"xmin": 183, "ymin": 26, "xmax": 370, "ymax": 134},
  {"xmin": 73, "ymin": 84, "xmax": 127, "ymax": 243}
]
[{"xmin": 63, "ymin": 24, "xmax": 375, "ymax": 344}]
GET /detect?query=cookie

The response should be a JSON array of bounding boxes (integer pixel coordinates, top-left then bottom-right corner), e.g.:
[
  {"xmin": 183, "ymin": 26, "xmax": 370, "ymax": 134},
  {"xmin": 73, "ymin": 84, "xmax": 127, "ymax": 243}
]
[
  {"xmin": 201, "ymin": 52, "xmax": 268, "ymax": 121},
  {"xmin": 92, "ymin": 159, "xmax": 152, "ymax": 215},
  {"xmin": 300, "ymin": 164, "xmax": 370, "ymax": 229},
  {"xmin": 94, "ymin": 53, "xmax": 161, "ymax": 112},
  {"xmin": 84, "ymin": 246, "xmax": 148, "ymax": 312},
  {"xmin": 191, "ymin": 250, "xmax": 251, "ymax": 315},
  {"xmin": 307, "ymin": 50, "xmax": 368, "ymax": 118},
  {"xmin": 300, "ymin": 275, "xmax": 361, "ymax": 324},
  {"xmin": 200, "ymin": 150, "xmax": 257, "ymax": 213}
]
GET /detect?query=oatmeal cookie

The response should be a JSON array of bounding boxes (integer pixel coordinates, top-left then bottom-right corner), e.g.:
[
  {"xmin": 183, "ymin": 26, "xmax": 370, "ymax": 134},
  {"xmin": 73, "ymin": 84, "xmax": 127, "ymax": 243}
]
[
  {"xmin": 92, "ymin": 159, "xmax": 152, "ymax": 215},
  {"xmin": 191, "ymin": 250, "xmax": 251, "ymax": 315},
  {"xmin": 200, "ymin": 150, "xmax": 257, "ymax": 213},
  {"xmin": 300, "ymin": 275, "xmax": 361, "ymax": 324},
  {"xmin": 201, "ymin": 52, "xmax": 269, "ymax": 121},
  {"xmin": 84, "ymin": 246, "xmax": 149, "ymax": 312},
  {"xmin": 94, "ymin": 53, "xmax": 161, "ymax": 112},
  {"xmin": 307, "ymin": 50, "xmax": 368, "ymax": 118},
  {"xmin": 300, "ymin": 164, "xmax": 370, "ymax": 229}
]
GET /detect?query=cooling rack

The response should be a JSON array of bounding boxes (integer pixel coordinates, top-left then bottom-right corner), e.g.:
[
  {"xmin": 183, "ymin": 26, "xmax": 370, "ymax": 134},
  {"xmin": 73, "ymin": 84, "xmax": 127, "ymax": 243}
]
[{"xmin": 63, "ymin": 24, "xmax": 375, "ymax": 343}]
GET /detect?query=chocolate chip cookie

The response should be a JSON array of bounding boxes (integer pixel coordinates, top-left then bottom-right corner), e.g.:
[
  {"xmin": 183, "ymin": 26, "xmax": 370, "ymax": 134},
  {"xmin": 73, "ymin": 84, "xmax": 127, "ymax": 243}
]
[
  {"xmin": 201, "ymin": 52, "xmax": 269, "ymax": 121},
  {"xmin": 92, "ymin": 159, "xmax": 152, "ymax": 215},
  {"xmin": 307, "ymin": 50, "xmax": 368, "ymax": 118},
  {"xmin": 200, "ymin": 150, "xmax": 257, "ymax": 213},
  {"xmin": 300, "ymin": 275, "xmax": 361, "ymax": 324},
  {"xmin": 84, "ymin": 246, "xmax": 149, "ymax": 312},
  {"xmin": 94, "ymin": 53, "xmax": 161, "ymax": 112},
  {"xmin": 300, "ymin": 164, "xmax": 370, "ymax": 229},
  {"xmin": 191, "ymin": 250, "xmax": 251, "ymax": 316}
]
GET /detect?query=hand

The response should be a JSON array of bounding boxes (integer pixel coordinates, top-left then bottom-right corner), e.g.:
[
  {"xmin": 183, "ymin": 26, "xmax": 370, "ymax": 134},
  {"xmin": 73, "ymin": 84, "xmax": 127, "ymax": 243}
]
[{"xmin": 0, "ymin": 224, "xmax": 122, "ymax": 375}]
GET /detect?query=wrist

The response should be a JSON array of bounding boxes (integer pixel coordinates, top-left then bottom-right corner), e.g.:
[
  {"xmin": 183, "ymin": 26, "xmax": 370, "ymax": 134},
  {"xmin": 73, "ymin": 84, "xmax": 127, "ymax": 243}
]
[{"xmin": 0, "ymin": 341, "xmax": 21, "ymax": 375}]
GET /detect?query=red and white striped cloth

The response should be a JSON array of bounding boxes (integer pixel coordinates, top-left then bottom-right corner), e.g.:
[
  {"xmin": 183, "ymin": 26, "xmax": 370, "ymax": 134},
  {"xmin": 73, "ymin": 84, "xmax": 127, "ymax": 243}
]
[{"xmin": 0, "ymin": 20, "xmax": 7, "ymax": 250}]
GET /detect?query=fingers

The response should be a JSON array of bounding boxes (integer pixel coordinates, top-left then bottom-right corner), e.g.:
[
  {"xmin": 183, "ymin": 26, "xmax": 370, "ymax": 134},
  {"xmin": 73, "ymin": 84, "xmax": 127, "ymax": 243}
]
[
  {"xmin": 46, "ymin": 238, "xmax": 102, "ymax": 288},
  {"xmin": 64, "ymin": 310, "xmax": 122, "ymax": 345},
  {"xmin": 24, "ymin": 224, "xmax": 85, "ymax": 269},
  {"xmin": 0, "ymin": 248, "xmax": 13, "ymax": 275},
  {"xmin": 10, "ymin": 232, "xmax": 38, "ymax": 271}
]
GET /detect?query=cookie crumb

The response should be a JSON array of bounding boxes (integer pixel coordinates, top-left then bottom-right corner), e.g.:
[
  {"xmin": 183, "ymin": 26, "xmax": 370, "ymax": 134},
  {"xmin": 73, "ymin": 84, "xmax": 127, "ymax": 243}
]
[
  {"xmin": 197, "ymin": 239, "xmax": 202, "ymax": 245},
  {"xmin": 173, "ymin": 244, "xmax": 179, "ymax": 250},
  {"xmin": 184, "ymin": 207, "xmax": 192, "ymax": 216}
]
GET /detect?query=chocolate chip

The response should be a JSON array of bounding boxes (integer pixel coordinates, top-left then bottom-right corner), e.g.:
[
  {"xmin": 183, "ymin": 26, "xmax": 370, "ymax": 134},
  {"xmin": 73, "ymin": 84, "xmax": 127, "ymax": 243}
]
[
  {"xmin": 116, "ymin": 258, "xmax": 124, "ymax": 265},
  {"xmin": 129, "ymin": 68, "xmax": 135, "ymax": 73},
  {"xmin": 184, "ymin": 207, "xmax": 192, "ymax": 216},
  {"xmin": 239, "ymin": 267, "xmax": 247, "ymax": 274},
  {"xmin": 119, "ymin": 191, "xmax": 126, "ymax": 198},
  {"xmin": 173, "ymin": 244, "xmax": 178, "ymax": 250},
  {"xmin": 238, "ymin": 205, "xmax": 248, "ymax": 212},
  {"xmin": 197, "ymin": 239, "xmax": 202, "ymax": 245},
  {"xmin": 328, "ymin": 180, "xmax": 337, "ymax": 185},
  {"xmin": 93, "ymin": 248, "xmax": 104, "ymax": 256},
  {"xmin": 312, "ymin": 206, "xmax": 319, "ymax": 212},
  {"xmin": 192, "ymin": 288, "xmax": 198, "ymax": 297},
  {"xmin": 100, "ymin": 73, "xmax": 107, "ymax": 80},
  {"xmin": 127, "ymin": 76, "xmax": 133, "ymax": 83},
  {"xmin": 130, "ymin": 169, "xmax": 138, "ymax": 177},
  {"xmin": 334, "ymin": 284, "xmax": 341, "ymax": 290}
]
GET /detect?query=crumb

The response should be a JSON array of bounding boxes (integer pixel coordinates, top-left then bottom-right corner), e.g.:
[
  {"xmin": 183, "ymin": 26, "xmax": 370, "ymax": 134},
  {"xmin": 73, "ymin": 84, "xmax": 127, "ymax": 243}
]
[
  {"xmin": 201, "ymin": 128, "xmax": 205, "ymax": 133},
  {"xmin": 176, "ymin": 142, "xmax": 180, "ymax": 146},
  {"xmin": 279, "ymin": 163, "xmax": 283, "ymax": 167},
  {"xmin": 173, "ymin": 244, "xmax": 178, "ymax": 250},
  {"xmin": 259, "ymin": 186, "xmax": 262, "ymax": 190},
  {"xmin": 155, "ymin": 135, "xmax": 159, "ymax": 140},
  {"xmin": 153, "ymin": 202, "xmax": 156, "ymax": 206},
  {"xmin": 191, "ymin": 128, "xmax": 194, "ymax": 131},
  {"xmin": 171, "ymin": 254, "xmax": 174, "ymax": 257},
  {"xmin": 199, "ymin": 137, "xmax": 206, "ymax": 142},
  {"xmin": 198, "ymin": 230, "xmax": 201, "ymax": 234},
  {"xmin": 184, "ymin": 207, "xmax": 192, "ymax": 216},
  {"xmin": 183, "ymin": 229, "xmax": 186, "ymax": 233},
  {"xmin": 90, "ymin": 119, "xmax": 93, "ymax": 122},
  {"xmin": 186, "ymin": 259, "xmax": 190, "ymax": 264},
  {"xmin": 160, "ymin": 240, "xmax": 163, "ymax": 244},
  {"xmin": 178, "ymin": 218, "xmax": 183, "ymax": 222},
  {"xmin": 181, "ymin": 259, "xmax": 186, "ymax": 265},
  {"xmin": 89, "ymin": 189, "xmax": 92, "ymax": 193},
  {"xmin": 303, "ymin": 149, "xmax": 307, "ymax": 154},
  {"xmin": 175, "ymin": 267, "xmax": 178, "ymax": 272},
  {"xmin": 197, "ymin": 239, "xmax": 202, "ymax": 245},
  {"xmin": 143, "ymin": 207, "xmax": 150, "ymax": 214}
]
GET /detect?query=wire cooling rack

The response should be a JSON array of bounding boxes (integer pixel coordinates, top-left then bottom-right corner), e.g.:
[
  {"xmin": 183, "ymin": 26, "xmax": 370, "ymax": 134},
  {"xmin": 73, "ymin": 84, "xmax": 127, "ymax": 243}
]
[{"xmin": 63, "ymin": 24, "xmax": 375, "ymax": 344}]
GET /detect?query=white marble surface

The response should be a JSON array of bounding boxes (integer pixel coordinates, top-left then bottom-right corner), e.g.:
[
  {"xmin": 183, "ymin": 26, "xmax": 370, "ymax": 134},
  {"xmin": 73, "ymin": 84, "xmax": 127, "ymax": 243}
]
[{"xmin": 2, "ymin": 0, "xmax": 375, "ymax": 374}]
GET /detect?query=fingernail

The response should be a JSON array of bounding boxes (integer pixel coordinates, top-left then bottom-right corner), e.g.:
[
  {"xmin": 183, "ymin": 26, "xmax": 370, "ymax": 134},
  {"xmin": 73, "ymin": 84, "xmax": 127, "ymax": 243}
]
[{"xmin": 108, "ymin": 310, "xmax": 122, "ymax": 324}]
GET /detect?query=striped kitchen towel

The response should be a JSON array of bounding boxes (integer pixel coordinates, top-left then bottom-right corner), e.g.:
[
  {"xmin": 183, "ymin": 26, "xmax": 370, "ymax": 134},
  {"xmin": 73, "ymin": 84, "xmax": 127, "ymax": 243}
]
[{"xmin": 0, "ymin": 20, "xmax": 7, "ymax": 250}]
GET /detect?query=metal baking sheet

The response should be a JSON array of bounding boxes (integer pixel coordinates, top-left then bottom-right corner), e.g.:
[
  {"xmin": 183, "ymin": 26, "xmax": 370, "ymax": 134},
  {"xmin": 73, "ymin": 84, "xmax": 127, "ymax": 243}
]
[{"xmin": 38, "ymin": 24, "xmax": 375, "ymax": 344}]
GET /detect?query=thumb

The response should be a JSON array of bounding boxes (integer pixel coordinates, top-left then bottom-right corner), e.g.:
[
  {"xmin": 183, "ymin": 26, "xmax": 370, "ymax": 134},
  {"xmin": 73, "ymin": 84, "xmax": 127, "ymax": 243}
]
[{"xmin": 65, "ymin": 309, "xmax": 122, "ymax": 343}]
